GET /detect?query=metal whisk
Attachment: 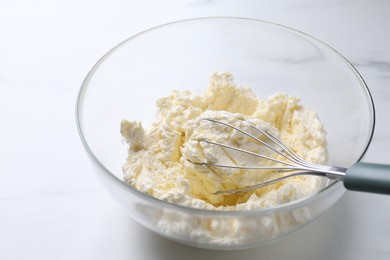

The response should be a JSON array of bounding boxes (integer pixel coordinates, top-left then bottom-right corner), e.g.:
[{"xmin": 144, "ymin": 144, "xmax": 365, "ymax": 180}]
[{"xmin": 190, "ymin": 118, "xmax": 390, "ymax": 195}]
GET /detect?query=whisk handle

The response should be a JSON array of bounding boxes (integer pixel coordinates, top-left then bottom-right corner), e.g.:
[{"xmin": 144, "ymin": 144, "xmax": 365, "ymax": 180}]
[{"xmin": 344, "ymin": 162, "xmax": 390, "ymax": 195}]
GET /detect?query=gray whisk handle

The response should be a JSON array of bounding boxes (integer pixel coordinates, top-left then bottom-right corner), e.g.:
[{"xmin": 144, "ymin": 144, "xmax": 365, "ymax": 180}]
[{"xmin": 344, "ymin": 162, "xmax": 390, "ymax": 195}]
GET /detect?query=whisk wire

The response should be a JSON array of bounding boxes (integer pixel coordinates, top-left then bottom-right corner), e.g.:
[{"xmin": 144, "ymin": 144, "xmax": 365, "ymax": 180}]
[
  {"xmin": 198, "ymin": 139, "xmax": 297, "ymax": 168},
  {"xmin": 203, "ymin": 118, "xmax": 318, "ymax": 169},
  {"xmin": 203, "ymin": 118, "xmax": 291, "ymax": 163},
  {"xmin": 247, "ymin": 122, "xmax": 329, "ymax": 170},
  {"xmin": 213, "ymin": 171, "xmax": 325, "ymax": 195},
  {"xmin": 189, "ymin": 118, "xmax": 346, "ymax": 194}
]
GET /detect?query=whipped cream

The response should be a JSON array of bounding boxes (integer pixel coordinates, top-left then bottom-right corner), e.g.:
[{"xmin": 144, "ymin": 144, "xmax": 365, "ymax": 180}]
[{"xmin": 121, "ymin": 72, "xmax": 328, "ymax": 210}]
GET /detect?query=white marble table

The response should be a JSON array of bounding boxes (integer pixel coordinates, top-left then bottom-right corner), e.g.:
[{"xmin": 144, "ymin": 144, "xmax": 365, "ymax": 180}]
[{"xmin": 1, "ymin": 1, "xmax": 389, "ymax": 259}]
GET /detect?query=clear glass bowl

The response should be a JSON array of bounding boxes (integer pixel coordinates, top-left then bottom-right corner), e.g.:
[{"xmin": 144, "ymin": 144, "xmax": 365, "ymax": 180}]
[{"xmin": 76, "ymin": 17, "xmax": 375, "ymax": 250}]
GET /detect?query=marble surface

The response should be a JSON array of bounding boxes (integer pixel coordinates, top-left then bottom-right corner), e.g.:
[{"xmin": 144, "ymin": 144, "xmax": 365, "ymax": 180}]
[{"xmin": 1, "ymin": 0, "xmax": 389, "ymax": 259}]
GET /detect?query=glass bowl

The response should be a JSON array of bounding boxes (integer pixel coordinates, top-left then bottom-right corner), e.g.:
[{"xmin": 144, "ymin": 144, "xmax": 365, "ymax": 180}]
[{"xmin": 76, "ymin": 17, "xmax": 375, "ymax": 250}]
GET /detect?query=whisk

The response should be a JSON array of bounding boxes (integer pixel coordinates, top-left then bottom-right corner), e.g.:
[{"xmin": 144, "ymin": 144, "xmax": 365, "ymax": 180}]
[{"xmin": 190, "ymin": 118, "xmax": 390, "ymax": 195}]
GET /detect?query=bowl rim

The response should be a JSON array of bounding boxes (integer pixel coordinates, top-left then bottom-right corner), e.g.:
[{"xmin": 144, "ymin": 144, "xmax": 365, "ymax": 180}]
[{"xmin": 75, "ymin": 16, "xmax": 375, "ymax": 216}]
